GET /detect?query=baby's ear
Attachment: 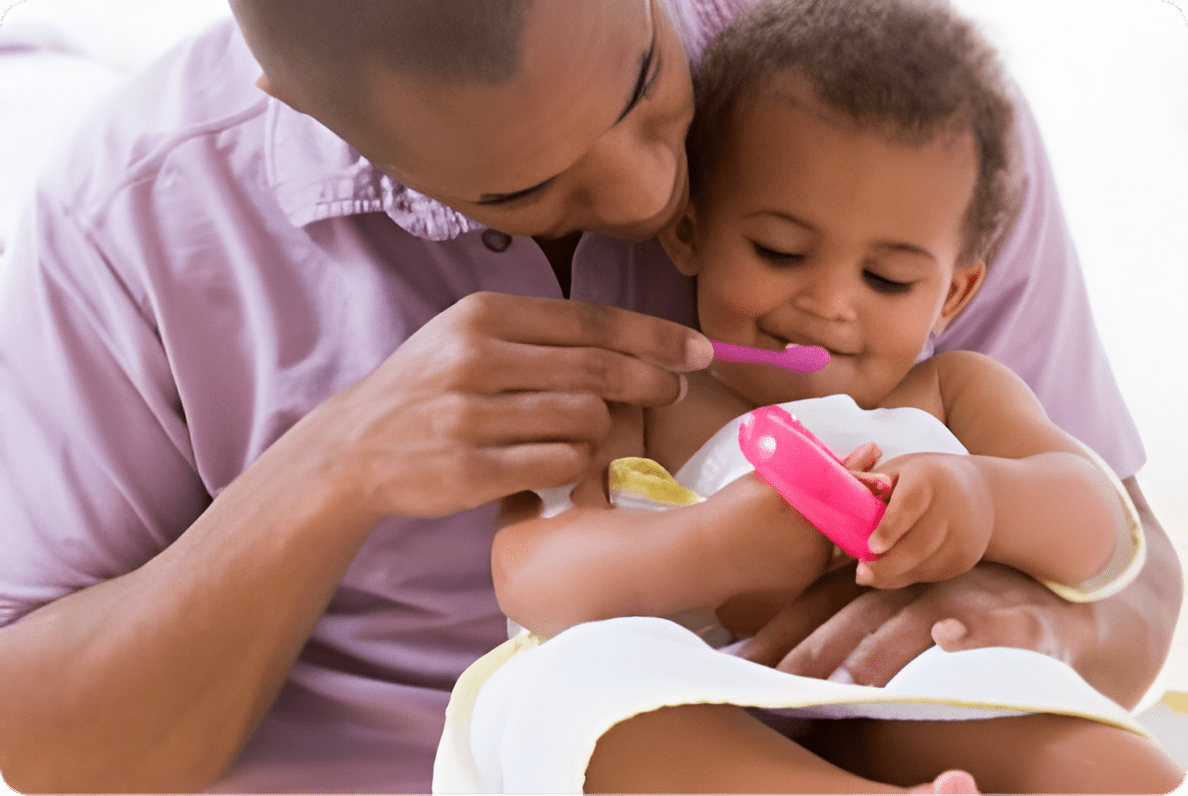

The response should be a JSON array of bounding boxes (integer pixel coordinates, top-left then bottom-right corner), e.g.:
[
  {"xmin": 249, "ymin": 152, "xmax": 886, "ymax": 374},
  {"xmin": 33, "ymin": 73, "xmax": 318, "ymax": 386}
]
[
  {"xmin": 934, "ymin": 260, "xmax": 986, "ymax": 334},
  {"xmin": 658, "ymin": 205, "xmax": 700, "ymax": 276}
]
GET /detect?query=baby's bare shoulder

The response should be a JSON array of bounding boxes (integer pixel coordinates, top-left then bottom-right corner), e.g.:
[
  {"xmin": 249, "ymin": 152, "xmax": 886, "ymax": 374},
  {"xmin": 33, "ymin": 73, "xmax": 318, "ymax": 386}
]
[{"xmin": 646, "ymin": 370, "xmax": 752, "ymax": 473}]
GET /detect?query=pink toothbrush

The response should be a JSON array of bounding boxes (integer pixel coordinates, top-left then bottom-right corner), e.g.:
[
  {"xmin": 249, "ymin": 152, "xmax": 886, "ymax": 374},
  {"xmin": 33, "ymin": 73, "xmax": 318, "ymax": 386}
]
[
  {"xmin": 738, "ymin": 405, "xmax": 886, "ymax": 561},
  {"xmin": 711, "ymin": 340, "xmax": 829, "ymax": 373}
]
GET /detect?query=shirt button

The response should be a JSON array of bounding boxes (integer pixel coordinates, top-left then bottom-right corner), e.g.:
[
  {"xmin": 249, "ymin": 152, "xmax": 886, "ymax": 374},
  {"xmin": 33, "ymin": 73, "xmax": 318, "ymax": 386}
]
[{"xmin": 482, "ymin": 229, "xmax": 512, "ymax": 252}]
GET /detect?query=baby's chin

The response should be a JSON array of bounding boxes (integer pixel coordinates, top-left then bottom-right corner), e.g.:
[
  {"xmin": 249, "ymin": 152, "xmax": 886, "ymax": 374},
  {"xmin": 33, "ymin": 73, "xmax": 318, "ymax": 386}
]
[{"xmin": 712, "ymin": 366, "xmax": 835, "ymax": 407}]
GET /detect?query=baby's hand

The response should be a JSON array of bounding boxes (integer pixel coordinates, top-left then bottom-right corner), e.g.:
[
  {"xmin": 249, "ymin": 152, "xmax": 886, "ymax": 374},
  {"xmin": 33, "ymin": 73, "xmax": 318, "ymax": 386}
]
[
  {"xmin": 854, "ymin": 454, "xmax": 994, "ymax": 589},
  {"xmin": 841, "ymin": 442, "xmax": 895, "ymax": 502}
]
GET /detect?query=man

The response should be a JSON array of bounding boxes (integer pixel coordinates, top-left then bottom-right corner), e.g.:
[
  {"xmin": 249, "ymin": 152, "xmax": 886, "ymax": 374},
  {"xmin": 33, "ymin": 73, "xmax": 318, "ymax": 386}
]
[{"xmin": 0, "ymin": 1, "xmax": 1178, "ymax": 791}]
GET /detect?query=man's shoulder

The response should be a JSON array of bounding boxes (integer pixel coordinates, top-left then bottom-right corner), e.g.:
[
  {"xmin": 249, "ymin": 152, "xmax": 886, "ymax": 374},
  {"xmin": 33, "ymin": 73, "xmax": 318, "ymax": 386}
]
[{"xmin": 39, "ymin": 18, "xmax": 270, "ymax": 217}]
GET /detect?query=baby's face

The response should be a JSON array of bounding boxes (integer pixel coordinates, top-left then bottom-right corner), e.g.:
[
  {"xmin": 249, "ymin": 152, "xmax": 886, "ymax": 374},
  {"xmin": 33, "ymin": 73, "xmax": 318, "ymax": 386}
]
[{"xmin": 673, "ymin": 81, "xmax": 982, "ymax": 409}]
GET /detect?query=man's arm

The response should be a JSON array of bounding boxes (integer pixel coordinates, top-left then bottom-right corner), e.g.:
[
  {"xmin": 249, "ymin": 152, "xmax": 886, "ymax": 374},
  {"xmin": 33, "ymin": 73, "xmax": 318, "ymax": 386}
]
[{"xmin": 0, "ymin": 199, "xmax": 714, "ymax": 796}]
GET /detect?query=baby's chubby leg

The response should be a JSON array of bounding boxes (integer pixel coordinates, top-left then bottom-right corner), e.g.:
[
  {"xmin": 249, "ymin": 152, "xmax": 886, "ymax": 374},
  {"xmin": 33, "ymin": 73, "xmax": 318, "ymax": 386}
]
[
  {"xmin": 584, "ymin": 703, "xmax": 978, "ymax": 794},
  {"xmin": 828, "ymin": 713, "xmax": 1184, "ymax": 794}
]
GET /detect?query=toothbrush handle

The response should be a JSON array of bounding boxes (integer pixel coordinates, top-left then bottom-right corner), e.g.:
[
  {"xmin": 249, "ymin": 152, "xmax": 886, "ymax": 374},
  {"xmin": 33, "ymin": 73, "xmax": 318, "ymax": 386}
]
[
  {"xmin": 712, "ymin": 340, "xmax": 784, "ymax": 366},
  {"xmin": 738, "ymin": 405, "xmax": 885, "ymax": 561},
  {"xmin": 711, "ymin": 340, "xmax": 829, "ymax": 373}
]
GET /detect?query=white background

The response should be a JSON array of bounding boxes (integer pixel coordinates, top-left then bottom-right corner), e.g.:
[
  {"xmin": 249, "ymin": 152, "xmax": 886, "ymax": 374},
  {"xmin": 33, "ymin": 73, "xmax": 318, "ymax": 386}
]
[{"xmin": 1, "ymin": 0, "xmax": 1186, "ymax": 695}]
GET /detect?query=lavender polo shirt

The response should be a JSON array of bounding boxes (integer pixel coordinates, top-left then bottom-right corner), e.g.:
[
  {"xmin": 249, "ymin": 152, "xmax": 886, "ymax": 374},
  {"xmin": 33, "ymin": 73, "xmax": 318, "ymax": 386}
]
[{"xmin": 0, "ymin": 3, "xmax": 1144, "ymax": 793}]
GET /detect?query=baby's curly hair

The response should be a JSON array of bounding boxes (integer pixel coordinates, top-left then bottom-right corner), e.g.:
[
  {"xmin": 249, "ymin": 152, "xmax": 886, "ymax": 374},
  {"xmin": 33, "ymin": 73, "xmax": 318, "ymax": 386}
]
[{"xmin": 688, "ymin": 0, "xmax": 1022, "ymax": 265}]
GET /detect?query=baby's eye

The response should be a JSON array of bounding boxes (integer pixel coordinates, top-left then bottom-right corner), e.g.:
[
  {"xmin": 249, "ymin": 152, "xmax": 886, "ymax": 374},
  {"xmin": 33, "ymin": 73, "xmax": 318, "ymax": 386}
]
[
  {"xmin": 751, "ymin": 241, "xmax": 805, "ymax": 265},
  {"xmin": 863, "ymin": 270, "xmax": 913, "ymax": 294}
]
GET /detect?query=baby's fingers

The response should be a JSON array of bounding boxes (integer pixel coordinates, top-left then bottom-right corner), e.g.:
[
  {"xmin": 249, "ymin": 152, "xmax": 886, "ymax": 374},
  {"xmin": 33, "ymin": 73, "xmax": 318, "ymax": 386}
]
[
  {"xmin": 841, "ymin": 442, "xmax": 883, "ymax": 472},
  {"xmin": 866, "ymin": 479, "xmax": 928, "ymax": 556},
  {"xmin": 858, "ymin": 522, "xmax": 947, "ymax": 589}
]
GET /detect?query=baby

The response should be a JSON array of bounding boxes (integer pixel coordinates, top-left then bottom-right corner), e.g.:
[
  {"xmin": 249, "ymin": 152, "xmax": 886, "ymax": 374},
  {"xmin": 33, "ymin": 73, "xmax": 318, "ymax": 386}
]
[{"xmin": 433, "ymin": 0, "xmax": 1182, "ymax": 792}]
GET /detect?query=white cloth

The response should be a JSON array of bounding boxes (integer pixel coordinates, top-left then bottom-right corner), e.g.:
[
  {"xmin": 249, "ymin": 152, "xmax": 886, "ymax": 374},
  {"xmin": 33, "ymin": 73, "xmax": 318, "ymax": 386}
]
[
  {"xmin": 435, "ymin": 619, "xmax": 1147, "ymax": 794},
  {"xmin": 434, "ymin": 396, "xmax": 1147, "ymax": 793}
]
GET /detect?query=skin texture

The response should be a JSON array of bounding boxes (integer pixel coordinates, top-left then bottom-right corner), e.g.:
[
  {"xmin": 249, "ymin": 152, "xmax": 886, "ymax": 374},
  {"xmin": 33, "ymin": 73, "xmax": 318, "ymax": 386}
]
[
  {"xmin": 495, "ymin": 78, "xmax": 1183, "ymax": 791},
  {"xmin": 249, "ymin": 0, "xmax": 695, "ymax": 243},
  {"xmin": 2, "ymin": 2, "xmax": 1180, "ymax": 791}
]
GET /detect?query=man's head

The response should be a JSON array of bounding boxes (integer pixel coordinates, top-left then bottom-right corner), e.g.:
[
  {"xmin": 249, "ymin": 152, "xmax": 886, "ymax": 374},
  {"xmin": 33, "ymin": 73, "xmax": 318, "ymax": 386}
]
[{"xmin": 231, "ymin": 0, "xmax": 696, "ymax": 240}]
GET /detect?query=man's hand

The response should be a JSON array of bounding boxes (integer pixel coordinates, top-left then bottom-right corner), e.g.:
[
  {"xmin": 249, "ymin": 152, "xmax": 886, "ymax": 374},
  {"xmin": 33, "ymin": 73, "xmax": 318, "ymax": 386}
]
[
  {"xmin": 301, "ymin": 292, "xmax": 712, "ymax": 518},
  {"xmin": 742, "ymin": 562, "xmax": 1090, "ymax": 685},
  {"xmin": 737, "ymin": 475, "xmax": 1183, "ymax": 712}
]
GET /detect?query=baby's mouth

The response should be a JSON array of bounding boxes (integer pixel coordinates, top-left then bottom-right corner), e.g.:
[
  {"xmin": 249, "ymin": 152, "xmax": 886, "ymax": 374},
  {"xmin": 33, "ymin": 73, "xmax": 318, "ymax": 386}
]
[{"xmin": 783, "ymin": 338, "xmax": 849, "ymax": 359}]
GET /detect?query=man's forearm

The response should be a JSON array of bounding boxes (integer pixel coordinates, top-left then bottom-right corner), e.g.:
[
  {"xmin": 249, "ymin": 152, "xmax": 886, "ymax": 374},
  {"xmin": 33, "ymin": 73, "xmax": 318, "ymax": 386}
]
[
  {"xmin": 1072, "ymin": 477, "xmax": 1183, "ymax": 709},
  {"xmin": 0, "ymin": 427, "xmax": 379, "ymax": 792}
]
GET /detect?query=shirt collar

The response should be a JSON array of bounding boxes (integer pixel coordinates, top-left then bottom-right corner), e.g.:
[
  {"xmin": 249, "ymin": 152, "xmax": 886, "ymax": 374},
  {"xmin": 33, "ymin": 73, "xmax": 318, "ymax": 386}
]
[{"xmin": 264, "ymin": 97, "xmax": 487, "ymax": 241}]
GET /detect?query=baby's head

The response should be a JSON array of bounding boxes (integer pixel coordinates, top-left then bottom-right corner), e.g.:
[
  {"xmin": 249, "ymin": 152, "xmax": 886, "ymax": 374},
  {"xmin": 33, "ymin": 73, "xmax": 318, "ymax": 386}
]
[{"xmin": 661, "ymin": 0, "xmax": 1021, "ymax": 409}]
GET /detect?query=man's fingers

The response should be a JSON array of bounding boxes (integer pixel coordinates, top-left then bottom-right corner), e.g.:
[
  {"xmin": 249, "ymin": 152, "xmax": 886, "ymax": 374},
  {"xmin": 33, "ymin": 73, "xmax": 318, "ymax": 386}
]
[
  {"xmin": 931, "ymin": 607, "xmax": 1060, "ymax": 659},
  {"xmin": 736, "ymin": 567, "xmax": 866, "ymax": 668},
  {"xmin": 831, "ymin": 608, "xmax": 940, "ymax": 687},
  {"xmin": 456, "ymin": 292, "xmax": 713, "ymax": 372},
  {"xmin": 775, "ymin": 584, "xmax": 924, "ymax": 679},
  {"xmin": 435, "ymin": 391, "xmax": 613, "ymax": 447},
  {"xmin": 458, "ymin": 437, "xmax": 631, "ymax": 508},
  {"xmin": 481, "ymin": 341, "xmax": 688, "ymax": 407}
]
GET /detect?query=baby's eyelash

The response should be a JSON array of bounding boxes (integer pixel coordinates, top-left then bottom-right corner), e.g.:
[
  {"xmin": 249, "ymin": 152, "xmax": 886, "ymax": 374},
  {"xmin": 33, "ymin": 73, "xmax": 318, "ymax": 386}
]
[
  {"xmin": 751, "ymin": 241, "xmax": 804, "ymax": 264},
  {"xmin": 863, "ymin": 271, "xmax": 913, "ymax": 294}
]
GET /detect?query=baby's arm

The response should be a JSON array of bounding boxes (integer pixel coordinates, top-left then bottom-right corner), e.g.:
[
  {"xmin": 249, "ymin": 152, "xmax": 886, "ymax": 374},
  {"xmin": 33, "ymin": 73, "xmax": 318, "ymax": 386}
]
[
  {"xmin": 493, "ymin": 474, "xmax": 834, "ymax": 639},
  {"xmin": 860, "ymin": 351, "xmax": 1127, "ymax": 591},
  {"xmin": 493, "ymin": 376, "xmax": 837, "ymax": 639}
]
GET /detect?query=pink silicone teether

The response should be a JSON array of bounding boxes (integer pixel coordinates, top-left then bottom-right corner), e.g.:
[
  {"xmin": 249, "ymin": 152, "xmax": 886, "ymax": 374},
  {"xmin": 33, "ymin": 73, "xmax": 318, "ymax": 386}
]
[
  {"xmin": 738, "ymin": 405, "xmax": 886, "ymax": 561},
  {"xmin": 711, "ymin": 340, "xmax": 829, "ymax": 373}
]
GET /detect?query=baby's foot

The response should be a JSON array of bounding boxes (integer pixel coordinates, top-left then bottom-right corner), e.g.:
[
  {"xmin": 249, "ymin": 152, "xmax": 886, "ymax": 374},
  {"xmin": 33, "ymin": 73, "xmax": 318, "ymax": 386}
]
[{"xmin": 908, "ymin": 769, "xmax": 979, "ymax": 794}]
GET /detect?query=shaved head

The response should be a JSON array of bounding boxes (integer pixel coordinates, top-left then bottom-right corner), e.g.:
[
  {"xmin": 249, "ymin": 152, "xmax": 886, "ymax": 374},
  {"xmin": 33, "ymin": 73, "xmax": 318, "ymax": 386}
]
[{"xmin": 232, "ymin": 0, "xmax": 532, "ymax": 121}]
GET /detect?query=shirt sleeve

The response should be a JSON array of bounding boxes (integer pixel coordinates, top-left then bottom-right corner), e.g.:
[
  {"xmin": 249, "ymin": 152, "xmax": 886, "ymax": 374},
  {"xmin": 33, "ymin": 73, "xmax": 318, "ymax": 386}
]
[
  {"xmin": 934, "ymin": 87, "xmax": 1146, "ymax": 479},
  {"xmin": 0, "ymin": 188, "xmax": 211, "ymax": 628}
]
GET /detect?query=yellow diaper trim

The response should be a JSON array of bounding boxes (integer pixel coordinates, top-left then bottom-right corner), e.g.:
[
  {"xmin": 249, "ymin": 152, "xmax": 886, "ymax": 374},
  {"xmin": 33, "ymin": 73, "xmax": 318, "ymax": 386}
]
[
  {"xmin": 608, "ymin": 457, "xmax": 706, "ymax": 507},
  {"xmin": 1161, "ymin": 691, "xmax": 1188, "ymax": 714}
]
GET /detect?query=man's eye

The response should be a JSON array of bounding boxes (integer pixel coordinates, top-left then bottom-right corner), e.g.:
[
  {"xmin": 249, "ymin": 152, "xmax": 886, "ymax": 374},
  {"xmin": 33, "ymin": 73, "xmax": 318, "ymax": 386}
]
[
  {"xmin": 751, "ymin": 241, "xmax": 804, "ymax": 265},
  {"xmin": 863, "ymin": 270, "xmax": 913, "ymax": 294},
  {"xmin": 641, "ymin": 54, "xmax": 662, "ymax": 100}
]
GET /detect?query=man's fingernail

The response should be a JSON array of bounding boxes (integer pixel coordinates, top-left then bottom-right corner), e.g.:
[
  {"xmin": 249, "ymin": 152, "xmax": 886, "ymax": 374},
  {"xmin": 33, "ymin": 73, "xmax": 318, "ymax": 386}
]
[
  {"xmin": 867, "ymin": 536, "xmax": 887, "ymax": 555},
  {"xmin": 675, "ymin": 374, "xmax": 689, "ymax": 403},
  {"xmin": 686, "ymin": 335, "xmax": 714, "ymax": 369},
  {"xmin": 827, "ymin": 667, "xmax": 855, "ymax": 685}
]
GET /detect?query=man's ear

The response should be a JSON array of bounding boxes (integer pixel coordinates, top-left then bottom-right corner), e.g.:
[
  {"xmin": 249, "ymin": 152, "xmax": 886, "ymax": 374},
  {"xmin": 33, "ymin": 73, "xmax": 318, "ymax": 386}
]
[
  {"xmin": 657, "ymin": 204, "xmax": 700, "ymax": 276},
  {"xmin": 934, "ymin": 260, "xmax": 986, "ymax": 334}
]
